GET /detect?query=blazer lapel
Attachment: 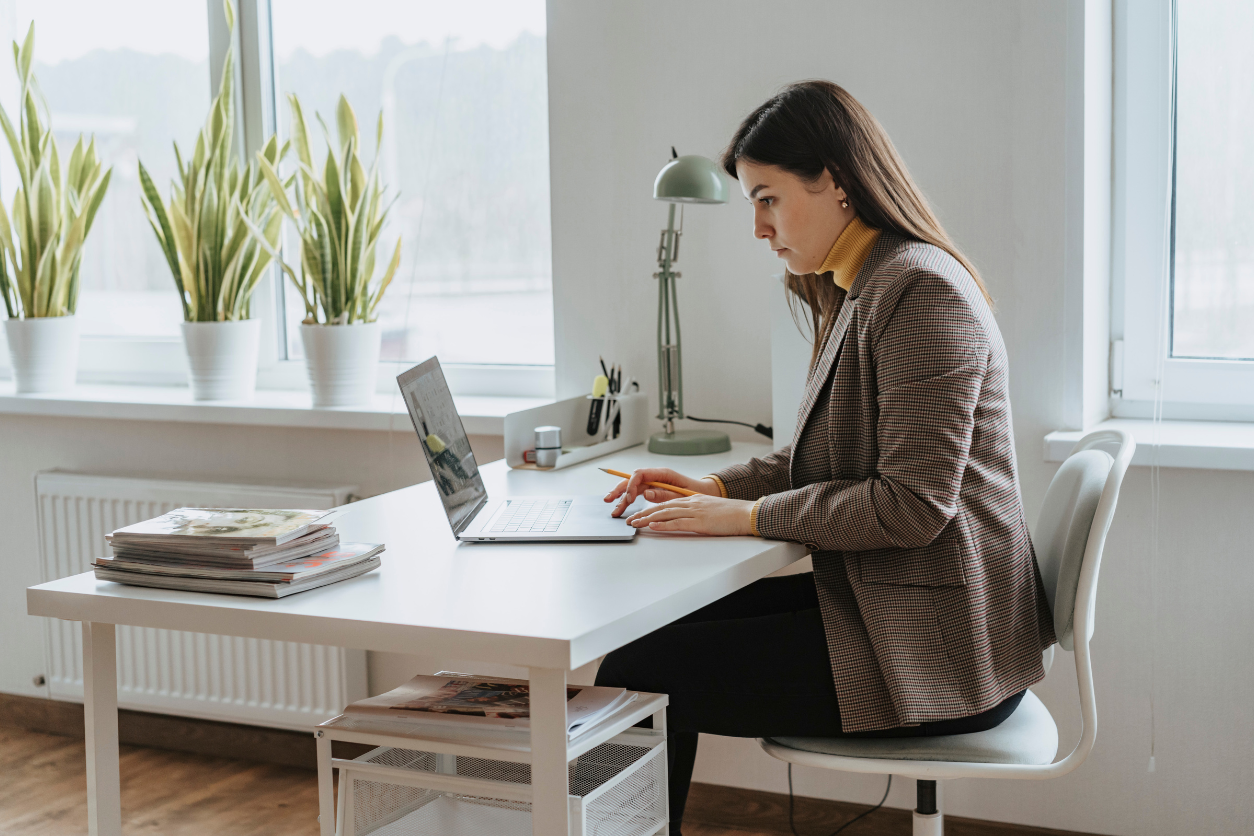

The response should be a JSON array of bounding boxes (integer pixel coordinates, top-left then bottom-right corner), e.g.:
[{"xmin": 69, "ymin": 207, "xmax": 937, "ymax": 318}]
[
  {"xmin": 791, "ymin": 295, "xmax": 856, "ymax": 449},
  {"xmin": 789, "ymin": 233, "xmax": 901, "ymax": 453}
]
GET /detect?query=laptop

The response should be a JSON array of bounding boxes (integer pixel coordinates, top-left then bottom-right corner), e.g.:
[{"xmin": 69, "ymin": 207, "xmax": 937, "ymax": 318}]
[{"xmin": 397, "ymin": 357, "xmax": 641, "ymax": 542}]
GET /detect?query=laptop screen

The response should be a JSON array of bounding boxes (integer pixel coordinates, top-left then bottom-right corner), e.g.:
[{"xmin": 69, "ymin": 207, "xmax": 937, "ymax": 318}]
[{"xmin": 397, "ymin": 357, "xmax": 487, "ymax": 535}]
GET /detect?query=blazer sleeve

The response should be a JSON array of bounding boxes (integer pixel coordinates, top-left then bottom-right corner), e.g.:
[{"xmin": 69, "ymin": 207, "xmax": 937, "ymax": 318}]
[
  {"xmin": 709, "ymin": 445, "xmax": 793, "ymax": 501},
  {"xmin": 754, "ymin": 271, "xmax": 989, "ymax": 550}
]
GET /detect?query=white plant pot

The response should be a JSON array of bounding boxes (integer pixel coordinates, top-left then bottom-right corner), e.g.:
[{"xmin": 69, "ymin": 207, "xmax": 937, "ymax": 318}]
[
  {"xmin": 5, "ymin": 315, "xmax": 80, "ymax": 394},
  {"xmin": 300, "ymin": 322, "xmax": 382, "ymax": 408},
  {"xmin": 181, "ymin": 319, "xmax": 261, "ymax": 401}
]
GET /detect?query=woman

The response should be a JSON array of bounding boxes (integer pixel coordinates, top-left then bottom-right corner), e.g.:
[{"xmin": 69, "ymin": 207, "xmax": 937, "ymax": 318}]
[{"xmin": 599, "ymin": 81, "xmax": 1055, "ymax": 834}]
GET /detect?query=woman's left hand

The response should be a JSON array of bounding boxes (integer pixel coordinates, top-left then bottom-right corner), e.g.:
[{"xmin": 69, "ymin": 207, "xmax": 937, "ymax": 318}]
[{"xmin": 625, "ymin": 494, "xmax": 757, "ymax": 536}]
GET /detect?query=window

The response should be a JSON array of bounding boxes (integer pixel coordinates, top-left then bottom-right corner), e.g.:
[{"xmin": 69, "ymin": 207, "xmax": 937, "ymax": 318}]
[
  {"xmin": 1114, "ymin": 0, "xmax": 1254, "ymax": 420},
  {"xmin": 0, "ymin": 0, "xmax": 554, "ymax": 397},
  {"xmin": 270, "ymin": 0, "xmax": 553, "ymax": 368},
  {"xmin": 0, "ymin": 1, "xmax": 210, "ymax": 340}
]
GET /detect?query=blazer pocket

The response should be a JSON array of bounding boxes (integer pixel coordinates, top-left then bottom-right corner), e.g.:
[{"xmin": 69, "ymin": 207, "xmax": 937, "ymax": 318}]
[{"xmin": 856, "ymin": 524, "xmax": 970, "ymax": 588}]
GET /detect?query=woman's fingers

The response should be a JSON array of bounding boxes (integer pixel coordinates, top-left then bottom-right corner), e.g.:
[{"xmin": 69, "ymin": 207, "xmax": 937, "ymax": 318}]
[
  {"xmin": 643, "ymin": 488, "xmax": 686, "ymax": 502},
  {"xmin": 603, "ymin": 479, "xmax": 629, "ymax": 503},
  {"xmin": 643, "ymin": 517, "xmax": 697, "ymax": 532},
  {"xmin": 626, "ymin": 498, "xmax": 690, "ymax": 525}
]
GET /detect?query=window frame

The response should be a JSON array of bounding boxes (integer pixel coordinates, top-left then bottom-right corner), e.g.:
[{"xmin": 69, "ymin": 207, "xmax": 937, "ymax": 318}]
[
  {"xmin": 1113, "ymin": 0, "xmax": 1254, "ymax": 421},
  {"xmin": 0, "ymin": 0, "xmax": 555, "ymax": 400}
]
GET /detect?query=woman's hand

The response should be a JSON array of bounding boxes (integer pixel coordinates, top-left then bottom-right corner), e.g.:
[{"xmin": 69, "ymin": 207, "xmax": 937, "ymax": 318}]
[
  {"xmin": 604, "ymin": 468, "xmax": 721, "ymax": 517},
  {"xmin": 625, "ymin": 494, "xmax": 756, "ymax": 536}
]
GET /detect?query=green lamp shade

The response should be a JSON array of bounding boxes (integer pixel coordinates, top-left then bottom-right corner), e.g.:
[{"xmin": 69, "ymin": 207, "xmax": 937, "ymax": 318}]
[{"xmin": 653, "ymin": 155, "xmax": 730, "ymax": 204}]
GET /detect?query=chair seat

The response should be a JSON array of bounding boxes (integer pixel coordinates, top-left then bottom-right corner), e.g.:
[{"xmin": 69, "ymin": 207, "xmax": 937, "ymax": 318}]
[{"xmin": 766, "ymin": 690, "xmax": 1059, "ymax": 766}]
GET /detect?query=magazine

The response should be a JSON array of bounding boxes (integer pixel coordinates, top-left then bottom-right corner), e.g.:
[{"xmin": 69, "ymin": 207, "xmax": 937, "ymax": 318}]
[
  {"xmin": 110, "ymin": 508, "xmax": 336, "ymax": 546},
  {"xmin": 94, "ymin": 556, "xmax": 381, "ymax": 598},
  {"xmin": 343, "ymin": 674, "xmax": 637, "ymax": 740},
  {"xmin": 108, "ymin": 528, "xmax": 341, "ymax": 568},
  {"xmin": 94, "ymin": 543, "xmax": 383, "ymax": 582}
]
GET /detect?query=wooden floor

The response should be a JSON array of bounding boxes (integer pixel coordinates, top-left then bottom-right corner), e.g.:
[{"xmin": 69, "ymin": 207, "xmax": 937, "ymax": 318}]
[
  {"xmin": 0, "ymin": 725, "xmax": 756, "ymax": 836},
  {"xmin": 0, "ymin": 723, "xmax": 1086, "ymax": 836},
  {"xmin": 0, "ymin": 726, "xmax": 324, "ymax": 836}
]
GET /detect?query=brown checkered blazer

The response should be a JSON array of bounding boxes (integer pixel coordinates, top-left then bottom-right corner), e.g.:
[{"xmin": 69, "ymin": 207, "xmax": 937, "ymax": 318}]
[{"xmin": 713, "ymin": 233, "xmax": 1055, "ymax": 732}]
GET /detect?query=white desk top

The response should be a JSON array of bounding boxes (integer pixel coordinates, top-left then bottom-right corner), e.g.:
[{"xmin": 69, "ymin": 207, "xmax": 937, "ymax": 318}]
[{"xmin": 27, "ymin": 442, "xmax": 806, "ymax": 670}]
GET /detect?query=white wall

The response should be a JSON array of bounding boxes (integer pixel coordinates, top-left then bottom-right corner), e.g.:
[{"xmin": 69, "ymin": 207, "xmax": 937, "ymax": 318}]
[{"xmin": 547, "ymin": 1, "xmax": 1253, "ymax": 834}]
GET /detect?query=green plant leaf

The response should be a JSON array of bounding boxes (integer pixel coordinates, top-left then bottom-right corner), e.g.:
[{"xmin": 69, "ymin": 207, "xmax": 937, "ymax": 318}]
[
  {"xmin": 0, "ymin": 104, "xmax": 27, "ymax": 188},
  {"xmin": 336, "ymin": 94, "xmax": 359, "ymax": 155},
  {"xmin": 222, "ymin": 0, "xmax": 235, "ymax": 32},
  {"xmin": 369, "ymin": 237, "xmax": 402, "ymax": 319},
  {"xmin": 256, "ymin": 153, "xmax": 296, "ymax": 218},
  {"xmin": 288, "ymin": 94, "xmax": 313, "ymax": 170},
  {"xmin": 82, "ymin": 166, "xmax": 111, "ymax": 235},
  {"xmin": 18, "ymin": 23, "xmax": 34, "ymax": 82}
]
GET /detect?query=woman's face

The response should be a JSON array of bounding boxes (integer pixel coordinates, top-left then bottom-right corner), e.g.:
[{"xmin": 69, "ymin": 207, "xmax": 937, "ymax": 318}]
[{"xmin": 735, "ymin": 160, "xmax": 855, "ymax": 275}]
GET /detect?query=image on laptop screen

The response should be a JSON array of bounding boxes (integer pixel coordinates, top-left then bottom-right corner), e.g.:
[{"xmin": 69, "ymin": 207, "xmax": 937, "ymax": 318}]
[{"xmin": 397, "ymin": 358, "xmax": 487, "ymax": 534}]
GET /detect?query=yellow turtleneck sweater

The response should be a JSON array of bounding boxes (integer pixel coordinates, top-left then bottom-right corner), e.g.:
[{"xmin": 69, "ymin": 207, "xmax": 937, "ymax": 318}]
[
  {"xmin": 818, "ymin": 215, "xmax": 880, "ymax": 290},
  {"xmin": 705, "ymin": 216, "xmax": 882, "ymax": 536}
]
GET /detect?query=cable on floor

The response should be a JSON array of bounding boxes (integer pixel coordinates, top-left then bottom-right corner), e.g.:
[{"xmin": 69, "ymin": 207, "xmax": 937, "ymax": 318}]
[{"xmin": 788, "ymin": 763, "xmax": 892, "ymax": 835}]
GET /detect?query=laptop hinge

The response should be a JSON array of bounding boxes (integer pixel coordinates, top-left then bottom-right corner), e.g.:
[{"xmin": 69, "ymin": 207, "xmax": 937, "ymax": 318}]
[{"xmin": 453, "ymin": 495, "xmax": 491, "ymax": 537}]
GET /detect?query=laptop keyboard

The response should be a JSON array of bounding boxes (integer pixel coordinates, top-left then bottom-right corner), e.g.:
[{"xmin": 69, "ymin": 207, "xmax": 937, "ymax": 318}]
[{"xmin": 488, "ymin": 499, "xmax": 573, "ymax": 533}]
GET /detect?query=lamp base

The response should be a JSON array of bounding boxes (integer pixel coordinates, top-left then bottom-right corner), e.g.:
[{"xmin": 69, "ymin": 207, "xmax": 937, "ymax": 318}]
[{"xmin": 647, "ymin": 428, "xmax": 732, "ymax": 456}]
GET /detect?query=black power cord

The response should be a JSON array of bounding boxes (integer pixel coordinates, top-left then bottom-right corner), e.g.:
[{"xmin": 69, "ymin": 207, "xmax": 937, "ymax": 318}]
[
  {"xmin": 684, "ymin": 414, "xmax": 773, "ymax": 440},
  {"xmin": 788, "ymin": 763, "xmax": 892, "ymax": 836}
]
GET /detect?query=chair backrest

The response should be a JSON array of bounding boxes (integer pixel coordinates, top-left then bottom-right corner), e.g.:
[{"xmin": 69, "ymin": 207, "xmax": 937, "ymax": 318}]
[
  {"xmin": 1028, "ymin": 428, "xmax": 1134, "ymax": 776},
  {"xmin": 1034, "ymin": 448, "xmax": 1114, "ymax": 651}
]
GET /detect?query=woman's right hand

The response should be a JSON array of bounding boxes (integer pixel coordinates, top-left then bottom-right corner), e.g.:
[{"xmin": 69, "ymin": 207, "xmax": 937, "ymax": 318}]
[{"xmin": 604, "ymin": 468, "xmax": 722, "ymax": 518}]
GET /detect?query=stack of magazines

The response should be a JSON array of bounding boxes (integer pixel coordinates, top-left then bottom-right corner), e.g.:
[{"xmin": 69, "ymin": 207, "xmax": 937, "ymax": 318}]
[
  {"xmin": 93, "ymin": 508, "xmax": 383, "ymax": 598},
  {"xmin": 340, "ymin": 673, "xmax": 637, "ymax": 741}
]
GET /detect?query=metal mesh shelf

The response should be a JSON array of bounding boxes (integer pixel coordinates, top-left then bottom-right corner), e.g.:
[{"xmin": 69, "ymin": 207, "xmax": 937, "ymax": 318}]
[{"xmin": 341, "ymin": 739, "xmax": 666, "ymax": 836}]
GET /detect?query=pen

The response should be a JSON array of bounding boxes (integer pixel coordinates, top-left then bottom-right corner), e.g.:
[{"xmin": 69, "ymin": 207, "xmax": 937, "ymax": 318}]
[
  {"xmin": 599, "ymin": 467, "xmax": 699, "ymax": 497},
  {"xmin": 611, "ymin": 365, "xmax": 623, "ymax": 438},
  {"xmin": 587, "ymin": 374, "xmax": 609, "ymax": 435}
]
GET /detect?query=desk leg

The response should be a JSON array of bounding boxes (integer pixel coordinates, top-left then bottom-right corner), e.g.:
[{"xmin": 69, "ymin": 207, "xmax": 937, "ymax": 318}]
[
  {"xmin": 316, "ymin": 732, "xmax": 334, "ymax": 836},
  {"xmin": 82, "ymin": 621, "xmax": 122, "ymax": 836},
  {"xmin": 529, "ymin": 666, "xmax": 569, "ymax": 836}
]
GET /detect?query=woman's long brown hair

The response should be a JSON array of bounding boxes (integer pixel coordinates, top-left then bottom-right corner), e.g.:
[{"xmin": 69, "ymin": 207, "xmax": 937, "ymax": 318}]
[{"xmin": 722, "ymin": 80, "xmax": 991, "ymax": 368}]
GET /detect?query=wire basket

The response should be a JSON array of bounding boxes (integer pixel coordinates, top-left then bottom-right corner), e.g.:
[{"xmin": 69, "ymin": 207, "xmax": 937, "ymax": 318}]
[{"xmin": 340, "ymin": 739, "xmax": 666, "ymax": 836}]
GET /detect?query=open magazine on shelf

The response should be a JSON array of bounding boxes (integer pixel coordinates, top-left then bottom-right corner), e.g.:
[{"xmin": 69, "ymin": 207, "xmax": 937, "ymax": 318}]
[{"xmin": 343, "ymin": 672, "xmax": 637, "ymax": 741}]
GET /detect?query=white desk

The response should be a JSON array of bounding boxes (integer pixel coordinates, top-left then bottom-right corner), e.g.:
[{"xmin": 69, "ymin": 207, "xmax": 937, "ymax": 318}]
[{"xmin": 27, "ymin": 442, "xmax": 806, "ymax": 836}]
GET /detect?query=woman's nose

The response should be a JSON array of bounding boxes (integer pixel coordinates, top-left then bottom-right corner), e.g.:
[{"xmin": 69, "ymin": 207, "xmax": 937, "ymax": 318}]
[{"xmin": 754, "ymin": 213, "xmax": 772, "ymax": 240}]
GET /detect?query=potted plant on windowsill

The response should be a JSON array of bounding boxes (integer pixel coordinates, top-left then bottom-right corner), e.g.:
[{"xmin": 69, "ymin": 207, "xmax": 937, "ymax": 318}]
[
  {"xmin": 138, "ymin": 1, "xmax": 284, "ymax": 402},
  {"xmin": 252, "ymin": 94, "xmax": 401, "ymax": 408},
  {"xmin": 0, "ymin": 24, "xmax": 112, "ymax": 393}
]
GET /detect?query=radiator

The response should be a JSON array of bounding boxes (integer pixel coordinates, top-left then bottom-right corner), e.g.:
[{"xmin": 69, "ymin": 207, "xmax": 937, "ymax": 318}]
[{"xmin": 35, "ymin": 471, "xmax": 368, "ymax": 730}]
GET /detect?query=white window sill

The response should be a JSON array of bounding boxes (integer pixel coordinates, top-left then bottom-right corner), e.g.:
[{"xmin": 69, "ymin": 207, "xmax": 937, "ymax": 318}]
[
  {"xmin": 1045, "ymin": 418, "xmax": 1254, "ymax": 471},
  {"xmin": 0, "ymin": 381, "xmax": 551, "ymax": 436}
]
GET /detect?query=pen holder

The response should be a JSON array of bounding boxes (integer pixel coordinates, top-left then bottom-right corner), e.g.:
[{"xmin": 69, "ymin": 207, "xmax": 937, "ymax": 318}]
[
  {"xmin": 505, "ymin": 392, "xmax": 648, "ymax": 470},
  {"xmin": 585, "ymin": 393, "xmax": 625, "ymax": 442}
]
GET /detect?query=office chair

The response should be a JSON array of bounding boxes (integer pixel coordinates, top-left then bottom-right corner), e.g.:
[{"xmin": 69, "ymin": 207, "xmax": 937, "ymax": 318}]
[{"xmin": 759, "ymin": 428, "xmax": 1135, "ymax": 835}]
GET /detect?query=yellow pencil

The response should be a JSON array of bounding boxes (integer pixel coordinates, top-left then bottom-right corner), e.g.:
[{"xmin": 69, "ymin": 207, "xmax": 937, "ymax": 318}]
[{"xmin": 599, "ymin": 467, "xmax": 699, "ymax": 496}]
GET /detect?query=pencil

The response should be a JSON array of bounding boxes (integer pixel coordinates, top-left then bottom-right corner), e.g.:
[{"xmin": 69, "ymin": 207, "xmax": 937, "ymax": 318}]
[{"xmin": 598, "ymin": 467, "xmax": 699, "ymax": 497}]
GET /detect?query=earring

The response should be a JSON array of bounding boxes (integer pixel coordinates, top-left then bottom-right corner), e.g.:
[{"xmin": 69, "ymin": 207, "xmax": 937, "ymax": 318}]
[{"xmin": 841, "ymin": 199, "xmax": 849, "ymax": 209}]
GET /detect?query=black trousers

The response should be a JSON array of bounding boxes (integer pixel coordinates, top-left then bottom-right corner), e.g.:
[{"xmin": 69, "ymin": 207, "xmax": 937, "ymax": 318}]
[{"xmin": 595, "ymin": 573, "xmax": 1023, "ymax": 830}]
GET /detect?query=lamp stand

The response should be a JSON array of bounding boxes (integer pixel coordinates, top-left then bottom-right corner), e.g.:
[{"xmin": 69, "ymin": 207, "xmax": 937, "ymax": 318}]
[{"xmin": 648, "ymin": 202, "xmax": 731, "ymax": 456}]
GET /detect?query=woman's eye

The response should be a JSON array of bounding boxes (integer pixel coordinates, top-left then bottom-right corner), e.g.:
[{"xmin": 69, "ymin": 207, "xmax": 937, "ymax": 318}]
[{"xmin": 758, "ymin": 197, "xmax": 773, "ymax": 207}]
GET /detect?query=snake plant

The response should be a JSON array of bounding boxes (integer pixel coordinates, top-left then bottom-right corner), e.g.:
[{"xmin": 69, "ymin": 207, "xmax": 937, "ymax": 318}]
[
  {"xmin": 254, "ymin": 93, "xmax": 401, "ymax": 325},
  {"xmin": 137, "ymin": 0, "xmax": 286, "ymax": 322},
  {"xmin": 0, "ymin": 23, "xmax": 113, "ymax": 319}
]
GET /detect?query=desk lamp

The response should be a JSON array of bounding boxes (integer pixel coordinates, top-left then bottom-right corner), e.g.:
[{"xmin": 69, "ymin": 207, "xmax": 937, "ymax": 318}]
[{"xmin": 648, "ymin": 150, "xmax": 731, "ymax": 455}]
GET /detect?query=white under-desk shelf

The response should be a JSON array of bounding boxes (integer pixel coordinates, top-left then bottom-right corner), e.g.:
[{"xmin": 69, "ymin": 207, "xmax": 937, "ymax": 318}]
[{"xmin": 317, "ymin": 691, "xmax": 669, "ymax": 764}]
